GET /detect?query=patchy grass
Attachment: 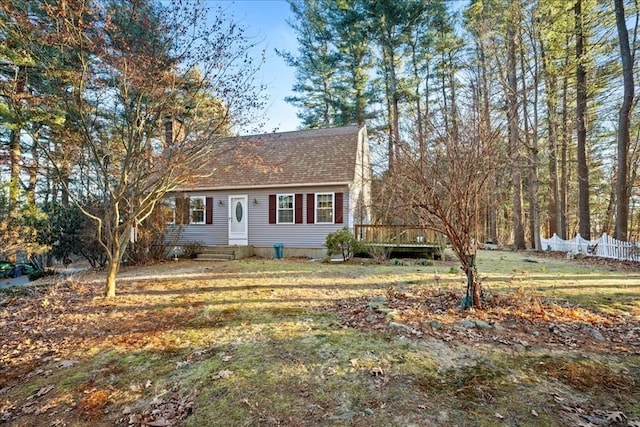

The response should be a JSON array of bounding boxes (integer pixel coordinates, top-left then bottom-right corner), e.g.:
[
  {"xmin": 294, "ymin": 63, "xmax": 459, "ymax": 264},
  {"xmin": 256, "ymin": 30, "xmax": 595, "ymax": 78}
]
[{"xmin": 0, "ymin": 250, "xmax": 639, "ymax": 426}]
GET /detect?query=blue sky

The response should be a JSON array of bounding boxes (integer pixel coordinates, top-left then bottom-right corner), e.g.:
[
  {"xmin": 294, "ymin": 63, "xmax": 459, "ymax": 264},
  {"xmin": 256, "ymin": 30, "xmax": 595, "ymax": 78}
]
[{"xmin": 213, "ymin": 1, "xmax": 301, "ymax": 133}]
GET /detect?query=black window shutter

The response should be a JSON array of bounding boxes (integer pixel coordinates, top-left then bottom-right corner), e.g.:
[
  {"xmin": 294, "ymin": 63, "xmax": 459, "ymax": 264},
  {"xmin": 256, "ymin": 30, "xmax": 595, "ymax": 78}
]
[
  {"xmin": 269, "ymin": 194, "xmax": 276, "ymax": 224},
  {"xmin": 335, "ymin": 192, "xmax": 343, "ymax": 224},
  {"xmin": 307, "ymin": 193, "xmax": 315, "ymax": 224},
  {"xmin": 205, "ymin": 197, "xmax": 213, "ymax": 224},
  {"xmin": 295, "ymin": 194, "xmax": 303, "ymax": 224}
]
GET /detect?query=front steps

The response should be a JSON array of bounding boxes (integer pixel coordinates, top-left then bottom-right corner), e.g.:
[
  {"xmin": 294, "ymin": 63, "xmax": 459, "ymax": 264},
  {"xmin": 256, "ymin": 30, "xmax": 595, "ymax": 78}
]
[{"xmin": 196, "ymin": 245, "xmax": 254, "ymax": 261}]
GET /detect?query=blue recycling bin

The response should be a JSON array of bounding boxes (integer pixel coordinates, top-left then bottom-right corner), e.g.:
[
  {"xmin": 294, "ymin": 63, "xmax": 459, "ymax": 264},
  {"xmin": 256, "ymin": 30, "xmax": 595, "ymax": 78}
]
[{"xmin": 273, "ymin": 243, "xmax": 284, "ymax": 259}]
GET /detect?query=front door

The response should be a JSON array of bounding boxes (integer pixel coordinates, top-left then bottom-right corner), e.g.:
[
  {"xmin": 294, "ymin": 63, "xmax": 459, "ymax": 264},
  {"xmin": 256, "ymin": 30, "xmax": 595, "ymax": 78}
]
[{"xmin": 228, "ymin": 195, "xmax": 248, "ymax": 245}]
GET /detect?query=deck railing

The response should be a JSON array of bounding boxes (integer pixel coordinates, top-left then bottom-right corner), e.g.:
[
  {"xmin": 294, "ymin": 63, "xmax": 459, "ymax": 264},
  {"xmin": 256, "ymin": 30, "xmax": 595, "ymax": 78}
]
[{"xmin": 354, "ymin": 224, "xmax": 444, "ymax": 246}]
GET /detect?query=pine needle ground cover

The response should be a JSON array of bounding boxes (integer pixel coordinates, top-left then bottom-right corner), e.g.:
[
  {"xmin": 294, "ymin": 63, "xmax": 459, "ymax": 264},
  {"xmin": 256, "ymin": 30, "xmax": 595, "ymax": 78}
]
[{"xmin": 1, "ymin": 251, "xmax": 639, "ymax": 426}]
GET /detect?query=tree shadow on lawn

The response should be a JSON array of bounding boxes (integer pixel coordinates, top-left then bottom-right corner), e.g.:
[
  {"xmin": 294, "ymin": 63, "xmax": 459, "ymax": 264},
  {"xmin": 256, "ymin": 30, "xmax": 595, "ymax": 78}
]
[
  {"xmin": 3, "ymin": 262, "xmax": 640, "ymax": 425},
  {"xmin": 484, "ymin": 273, "xmax": 640, "ymax": 284},
  {"xmin": 4, "ymin": 306, "xmax": 640, "ymax": 427},
  {"xmin": 1, "ymin": 274, "xmax": 394, "ymax": 395}
]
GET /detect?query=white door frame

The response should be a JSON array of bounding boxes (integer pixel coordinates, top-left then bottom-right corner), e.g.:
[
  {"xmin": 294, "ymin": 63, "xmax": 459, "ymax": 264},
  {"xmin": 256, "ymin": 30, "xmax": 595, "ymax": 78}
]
[{"xmin": 228, "ymin": 195, "xmax": 248, "ymax": 245}]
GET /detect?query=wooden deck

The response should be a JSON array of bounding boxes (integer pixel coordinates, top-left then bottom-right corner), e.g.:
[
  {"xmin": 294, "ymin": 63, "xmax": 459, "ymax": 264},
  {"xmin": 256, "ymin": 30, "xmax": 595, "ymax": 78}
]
[{"xmin": 354, "ymin": 224, "xmax": 446, "ymax": 258}]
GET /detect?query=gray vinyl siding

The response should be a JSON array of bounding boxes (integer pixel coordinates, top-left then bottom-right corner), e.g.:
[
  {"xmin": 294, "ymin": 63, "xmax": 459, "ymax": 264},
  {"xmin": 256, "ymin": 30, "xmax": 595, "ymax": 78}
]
[{"xmin": 169, "ymin": 185, "xmax": 350, "ymax": 248}]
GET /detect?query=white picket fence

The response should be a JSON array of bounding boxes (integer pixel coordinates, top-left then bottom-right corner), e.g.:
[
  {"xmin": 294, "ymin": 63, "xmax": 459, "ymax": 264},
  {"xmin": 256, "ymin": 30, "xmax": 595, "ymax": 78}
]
[{"xmin": 541, "ymin": 232, "xmax": 640, "ymax": 262}]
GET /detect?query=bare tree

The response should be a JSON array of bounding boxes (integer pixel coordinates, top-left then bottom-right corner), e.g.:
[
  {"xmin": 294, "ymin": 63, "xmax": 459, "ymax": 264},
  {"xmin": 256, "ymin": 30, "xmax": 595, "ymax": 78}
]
[
  {"xmin": 575, "ymin": 0, "xmax": 591, "ymax": 239},
  {"xmin": 614, "ymin": 0, "xmax": 635, "ymax": 241},
  {"xmin": 395, "ymin": 123, "xmax": 499, "ymax": 309},
  {"xmin": 35, "ymin": 0, "xmax": 264, "ymax": 297}
]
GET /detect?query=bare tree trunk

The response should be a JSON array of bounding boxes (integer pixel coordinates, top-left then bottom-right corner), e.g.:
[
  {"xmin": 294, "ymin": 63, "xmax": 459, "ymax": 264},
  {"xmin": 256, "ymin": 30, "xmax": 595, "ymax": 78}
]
[
  {"xmin": 448, "ymin": 51, "xmax": 459, "ymax": 143},
  {"xmin": 387, "ymin": 45, "xmax": 401, "ymax": 172},
  {"xmin": 614, "ymin": 0, "xmax": 634, "ymax": 241},
  {"xmin": 604, "ymin": 169, "xmax": 616, "ymax": 234},
  {"xmin": 382, "ymin": 46, "xmax": 395, "ymax": 176},
  {"xmin": 461, "ymin": 253, "xmax": 482, "ymax": 309},
  {"xmin": 520, "ymin": 23, "xmax": 541, "ymax": 251},
  {"xmin": 575, "ymin": 0, "xmax": 591, "ymax": 239},
  {"xmin": 410, "ymin": 41, "xmax": 425, "ymax": 160},
  {"xmin": 441, "ymin": 50, "xmax": 449, "ymax": 136},
  {"xmin": 26, "ymin": 134, "xmax": 39, "ymax": 206},
  {"xmin": 560, "ymin": 39, "xmax": 571, "ymax": 239},
  {"xmin": 541, "ymin": 38, "xmax": 561, "ymax": 238},
  {"xmin": 104, "ymin": 256, "xmax": 119, "ymax": 298},
  {"xmin": 103, "ymin": 219, "xmax": 132, "ymax": 297},
  {"xmin": 477, "ymin": 40, "xmax": 497, "ymax": 243},
  {"xmin": 9, "ymin": 67, "xmax": 26, "ymax": 213},
  {"xmin": 507, "ymin": 9, "xmax": 526, "ymax": 249}
]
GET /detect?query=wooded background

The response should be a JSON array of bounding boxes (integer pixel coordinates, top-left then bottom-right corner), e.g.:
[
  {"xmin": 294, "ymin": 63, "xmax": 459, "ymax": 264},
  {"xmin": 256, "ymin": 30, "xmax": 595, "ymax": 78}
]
[
  {"xmin": 1, "ymin": 0, "xmax": 639, "ymax": 277},
  {"xmin": 280, "ymin": 0, "xmax": 640, "ymax": 248}
]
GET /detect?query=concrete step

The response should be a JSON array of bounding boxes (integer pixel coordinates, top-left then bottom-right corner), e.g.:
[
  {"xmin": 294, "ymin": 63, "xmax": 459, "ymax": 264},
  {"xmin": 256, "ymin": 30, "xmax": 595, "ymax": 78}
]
[
  {"xmin": 196, "ymin": 253, "xmax": 233, "ymax": 261},
  {"xmin": 198, "ymin": 246, "xmax": 254, "ymax": 260},
  {"xmin": 200, "ymin": 247, "xmax": 236, "ymax": 255}
]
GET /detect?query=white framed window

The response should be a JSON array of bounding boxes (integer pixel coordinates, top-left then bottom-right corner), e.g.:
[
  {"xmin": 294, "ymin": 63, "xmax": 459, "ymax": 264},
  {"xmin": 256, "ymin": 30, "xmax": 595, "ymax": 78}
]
[
  {"xmin": 190, "ymin": 196, "xmax": 206, "ymax": 224},
  {"xmin": 277, "ymin": 194, "xmax": 294, "ymax": 224},
  {"xmin": 316, "ymin": 192, "xmax": 334, "ymax": 224},
  {"xmin": 164, "ymin": 197, "xmax": 176, "ymax": 224}
]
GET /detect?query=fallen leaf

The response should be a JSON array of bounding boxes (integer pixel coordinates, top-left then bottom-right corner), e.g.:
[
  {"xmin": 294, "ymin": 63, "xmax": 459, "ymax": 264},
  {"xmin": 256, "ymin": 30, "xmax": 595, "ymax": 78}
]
[
  {"xmin": 145, "ymin": 418, "xmax": 170, "ymax": 426},
  {"xmin": 369, "ymin": 367, "xmax": 384, "ymax": 377},
  {"xmin": 30, "ymin": 385, "xmax": 54, "ymax": 399},
  {"xmin": 628, "ymin": 420, "xmax": 640, "ymax": 427},
  {"xmin": 145, "ymin": 380, "xmax": 152, "ymax": 389},
  {"xmin": 217, "ymin": 370, "xmax": 233, "ymax": 379},
  {"xmin": 495, "ymin": 412, "xmax": 504, "ymax": 419},
  {"xmin": 606, "ymin": 411, "xmax": 625, "ymax": 422},
  {"xmin": 58, "ymin": 360, "xmax": 78, "ymax": 369},
  {"xmin": 21, "ymin": 401, "xmax": 36, "ymax": 414},
  {"xmin": 531, "ymin": 409, "xmax": 538, "ymax": 417}
]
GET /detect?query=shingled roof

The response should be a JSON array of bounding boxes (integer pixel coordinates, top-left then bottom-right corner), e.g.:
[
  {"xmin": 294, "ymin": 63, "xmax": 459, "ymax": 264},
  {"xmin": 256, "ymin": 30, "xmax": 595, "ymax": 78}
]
[{"xmin": 178, "ymin": 125, "xmax": 363, "ymax": 190}]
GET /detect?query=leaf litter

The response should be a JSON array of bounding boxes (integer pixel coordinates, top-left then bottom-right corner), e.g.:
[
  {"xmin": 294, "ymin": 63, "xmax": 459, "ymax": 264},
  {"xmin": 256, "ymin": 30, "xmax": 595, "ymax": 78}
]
[{"xmin": 0, "ymin": 255, "xmax": 639, "ymax": 426}]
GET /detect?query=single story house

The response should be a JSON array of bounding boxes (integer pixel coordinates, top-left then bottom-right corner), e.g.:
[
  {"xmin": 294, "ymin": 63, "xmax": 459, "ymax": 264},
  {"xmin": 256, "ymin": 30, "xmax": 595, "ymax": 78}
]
[{"xmin": 166, "ymin": 125, "xmax": 371, "ymax": 259}]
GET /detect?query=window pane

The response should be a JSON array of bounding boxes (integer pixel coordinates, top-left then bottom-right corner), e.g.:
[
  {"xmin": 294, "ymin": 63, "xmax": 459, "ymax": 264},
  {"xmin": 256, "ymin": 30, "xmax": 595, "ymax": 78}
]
[
  {"xmin": 317, "ymin": 194, "xmax": 332, "ymax": 208},
  {"xmin": 317, "ymin": 209, "xmax": 333, "ymax": 223},
  {"xmin": 190, "ymin": 197, "xmax": 205, "ymax": 223},
  {"xmin": 277, "ymin": 194, "xmax": 294, "ymax": 223},
  {"xmin": 191, "ymin": 198, "xmax": 204, "ymax": 210},
  {"xmin": 278, "ymin": 195, "xmax": 293, "ymax": 209},
  {"xmin": 279, "ymin": 210, "xmax": 293, "ymax": 223},
  {"xmin": 191, "ymin": 210, "xmax": 204, "ymax": 223},
  {"xmin": 316, "ymin": 194, "xmax": 333, "ymax": 223}
]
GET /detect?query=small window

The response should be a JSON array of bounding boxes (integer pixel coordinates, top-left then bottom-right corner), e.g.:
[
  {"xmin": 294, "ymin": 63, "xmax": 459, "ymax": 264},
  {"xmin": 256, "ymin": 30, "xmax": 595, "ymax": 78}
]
[
  {"xmin": 190, "ymin": 196, "xmax": 205, "ymax": 224},
  {"xmin": 277, "ymin": 194, "xmax": 294, "ymax": 224},
  {"xmin": 316, "ymin": 193, "xmax": 334, "ymax": 224},
  {"xmin": 163, "ymin": 197, "xmax": 176, "ymax": 224}
]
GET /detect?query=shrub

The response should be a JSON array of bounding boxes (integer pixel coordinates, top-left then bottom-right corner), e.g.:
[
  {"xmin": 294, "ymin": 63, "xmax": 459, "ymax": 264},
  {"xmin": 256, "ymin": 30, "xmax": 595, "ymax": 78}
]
[
  {"xmin": 415, "ymin": 258, "xmax": 433, "ymax": 266},
  {"xmin": 325, "ymin": 228, "xmax": 362, "ymax": 261},
  {"xmin": 365, "ymin": 244, "xmax": 392, "ymax": 263},
  {"xmin": 125, "ymin": 204, "xmax": 178, "ymax": 264},
  {"xmin": 183, "ymin": 241, "xmax": 205, "ymax": 259}
]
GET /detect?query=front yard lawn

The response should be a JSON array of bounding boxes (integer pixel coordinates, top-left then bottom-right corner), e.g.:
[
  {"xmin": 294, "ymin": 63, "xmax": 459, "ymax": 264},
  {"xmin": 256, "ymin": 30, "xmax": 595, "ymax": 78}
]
[{"xmin": 1, "ymin": 250, "xmax": 639, "ymax": 426}]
